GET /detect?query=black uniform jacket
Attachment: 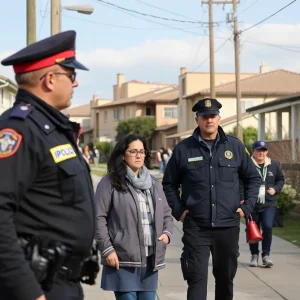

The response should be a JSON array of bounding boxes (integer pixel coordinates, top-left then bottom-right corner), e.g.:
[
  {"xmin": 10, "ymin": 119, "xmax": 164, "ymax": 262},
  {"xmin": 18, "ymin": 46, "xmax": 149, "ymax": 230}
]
[
  {"xmin": 252, "ymin": 157, "xmax": 285, "ymax": 212},
  {"xmin": 162, "ymin": 126, "xmax": 261, "ymax": 227},
  {"xmin": 0, "ymin": 89, "xmax": 95, "ymax": 300}
]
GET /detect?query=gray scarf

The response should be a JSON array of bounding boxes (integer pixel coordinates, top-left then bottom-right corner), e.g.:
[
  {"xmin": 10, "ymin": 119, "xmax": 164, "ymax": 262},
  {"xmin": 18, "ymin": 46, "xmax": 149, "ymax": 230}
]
[{"xmin": 126, "ymin": 166, "xmax": 155, "ymax": 256}]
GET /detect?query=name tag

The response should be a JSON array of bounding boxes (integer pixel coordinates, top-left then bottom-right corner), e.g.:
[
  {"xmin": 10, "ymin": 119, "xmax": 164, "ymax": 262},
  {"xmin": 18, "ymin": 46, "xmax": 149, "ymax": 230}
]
[
  {"xmin": 50, "ymin": 144, "xmax": 77, "ymax": 163},
  {"xmin": 188, "ymin": 156, "xmax": 203, "ymax": 162}
]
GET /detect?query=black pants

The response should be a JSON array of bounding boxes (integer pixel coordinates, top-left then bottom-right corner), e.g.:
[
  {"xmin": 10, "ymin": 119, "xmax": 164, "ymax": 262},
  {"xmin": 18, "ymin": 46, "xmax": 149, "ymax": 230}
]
[
  {"xmin": 249, "ymin": 207, "xmax": 277, "ymax": 257},
  {"xmin": 0, "ymin": 279, "xmax": 84, "ymax": 300},
  {"xmin": 181, "ymin": 215, "xmax": 240, "ymax": 300}
]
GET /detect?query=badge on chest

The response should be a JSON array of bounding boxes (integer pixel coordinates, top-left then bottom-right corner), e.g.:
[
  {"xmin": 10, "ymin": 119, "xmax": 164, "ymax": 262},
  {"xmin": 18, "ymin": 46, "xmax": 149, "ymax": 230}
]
[{"xmin": 50, "ymin": 143, "xmax": 77, "ymax": 163}]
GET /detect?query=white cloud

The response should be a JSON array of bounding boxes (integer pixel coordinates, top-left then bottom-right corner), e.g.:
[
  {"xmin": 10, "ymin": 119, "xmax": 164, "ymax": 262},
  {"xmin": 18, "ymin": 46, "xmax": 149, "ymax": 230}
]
[{"xmin": 1, "ymin": 23, "xmax": 300, "ymax": 103}]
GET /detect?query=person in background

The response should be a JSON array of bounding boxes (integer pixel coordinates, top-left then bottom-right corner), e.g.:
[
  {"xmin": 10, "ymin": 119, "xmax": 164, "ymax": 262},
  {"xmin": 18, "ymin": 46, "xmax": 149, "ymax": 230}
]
[
  {"xmin": 82, "ymin": 145, "xmax": 90, "ymax": 165},
  {"xmin": 95, "ymin": 134, "xmax": 174, "ymax": 300},
  {"xmin": 94, "ymin": 146, "xmax": 100, "ymax": 167},
  {"xmin": 249, "ymin": 141, "xmax": 285, "ymax": 268},
  {"xmin": 162, "ymin": 98, "xmax": 261, "ymax": 300}
]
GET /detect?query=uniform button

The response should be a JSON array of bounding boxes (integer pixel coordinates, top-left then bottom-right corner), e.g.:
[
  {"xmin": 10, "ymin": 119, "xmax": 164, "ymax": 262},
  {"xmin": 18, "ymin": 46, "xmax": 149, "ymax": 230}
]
[
  {"xmin": 210, "ymin": 166, "xmax": 212, "ymax": 169},
  {"xmin": 44, "ymin": 125, "xmax": 50, "ymax": 130},
  {"xmin": 212, "ymin": 204, "xmax": 215, "ymax": 206},
  {"xmin": 20, "ymin": 106, "xmax": 28, "ymax": 111},
  {"xmin": 212, "ymin": 223, "xmax": 214, "ymax": 226},
  {"xmin": 212, "ymin": 185, "xmax": 214, "ymax": 187}
]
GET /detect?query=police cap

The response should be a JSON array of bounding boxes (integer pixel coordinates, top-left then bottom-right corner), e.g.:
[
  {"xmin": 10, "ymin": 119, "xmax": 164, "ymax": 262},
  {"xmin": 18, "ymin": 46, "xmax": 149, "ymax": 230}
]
[
  {"xmin": 192, "ymin": 98, "xmax": 222, "ymax": 116},
  {"xmin": 1, "ymin": 30, "xmax": 88, "ymax": 73}
]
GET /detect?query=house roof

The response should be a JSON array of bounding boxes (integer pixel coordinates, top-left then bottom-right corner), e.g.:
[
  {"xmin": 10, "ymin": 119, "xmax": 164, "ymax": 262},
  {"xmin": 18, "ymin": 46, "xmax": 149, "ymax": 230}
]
[
  {"xmin": 185, "ymin": 70, "xmax": 300, "ymax": 98},
  {"xmin": 95, "ymin": 86, "xmax": 179, "ymax": 109},
  {"xmin": 246, "ymin": 92, "xmax": 300, "ymax": 113},
  {"xmin": 63, "ymin": 103, "xmax": 90, "ymax": 117},
  {"xmin": 155, "ymin": 123, "xmax": 177, "ymax": 132},
  {"xmin": 167, "ymin": 113, "xmax": 251, "ymax": 139},
  {"xmin": 0, "ymin": 75, "xmax": 18, "ymax": 90}
]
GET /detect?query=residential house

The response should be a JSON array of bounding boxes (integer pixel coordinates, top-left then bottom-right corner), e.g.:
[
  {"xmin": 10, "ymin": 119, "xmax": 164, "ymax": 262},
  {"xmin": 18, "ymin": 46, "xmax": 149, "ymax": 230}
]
[
  {"xmin": 171, "ymin": 68, "xmax": 300, "ymax": 142},
  {"xmin": 63, "ymin": 97, "xmax": 112, "ymax": 145},
  {"xmin": 92, "ymin": 85, "xmax": 178, "ymax": 150},
  {"xmin": 91, "ymin": 73, "xmax": 178, "ymax": 149},
  {"xmin": 246, "ymin": 93, "xmax": 300, "ymax": 197},
  {"xmin": 0, "ymin": 75, "xmax": 18, "ymax": 115},
  {"xmin": 177, "ymin": 67, "xmax": 257, "ymax": 133}
]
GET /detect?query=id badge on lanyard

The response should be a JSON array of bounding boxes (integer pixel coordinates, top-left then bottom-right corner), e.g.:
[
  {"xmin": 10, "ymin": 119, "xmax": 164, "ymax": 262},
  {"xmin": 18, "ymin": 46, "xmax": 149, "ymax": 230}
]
[{"xmin": 257, "ymin": 166, "xmax": 267, "ymax": 204}]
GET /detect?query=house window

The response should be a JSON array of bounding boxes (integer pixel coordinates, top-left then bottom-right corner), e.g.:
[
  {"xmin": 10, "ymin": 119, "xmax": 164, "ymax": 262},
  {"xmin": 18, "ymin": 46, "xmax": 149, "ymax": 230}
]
[
  {"xmin": 146, "ymin": 107, "xmax": 152, "ymax": 116},
  {"xmin": 103, "ymin": 110, "xmax": 107, "ymax": 122},
  {"xmin": 126, "ymin": 107, "xmax": 132, "ymax": 118},
  {"xmin": 164, "ymin": 107, "xmax": 178, "ymax": 118},
  {"xmin": 241, "ymin": 101, "xmax": 255, "ymax": 113},
  {"xmin": 181, "ymin": 77, "xmax": 186, "ymax": 96},
  {"xmin": 113, "ymin": 108, "xmax": 121, "ymax": 120},
  {"xmin": 96, "ymin": 112, "xmax": 99, "ymax": 138}
]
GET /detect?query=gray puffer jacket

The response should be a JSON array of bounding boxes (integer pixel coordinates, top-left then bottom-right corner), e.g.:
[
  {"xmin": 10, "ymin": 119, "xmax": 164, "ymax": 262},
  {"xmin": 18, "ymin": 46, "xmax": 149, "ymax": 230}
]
[{"xmin": 95, "ymin": 174, "xmax": 174, "ymax": 271}]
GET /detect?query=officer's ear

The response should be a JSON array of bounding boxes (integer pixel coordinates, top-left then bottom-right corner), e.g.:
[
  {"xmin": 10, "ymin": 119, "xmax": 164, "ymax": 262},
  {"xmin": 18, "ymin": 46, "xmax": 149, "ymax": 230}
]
[{"xmin": 43, "ymin": 72, "xmax": 55, "ymax": 91}]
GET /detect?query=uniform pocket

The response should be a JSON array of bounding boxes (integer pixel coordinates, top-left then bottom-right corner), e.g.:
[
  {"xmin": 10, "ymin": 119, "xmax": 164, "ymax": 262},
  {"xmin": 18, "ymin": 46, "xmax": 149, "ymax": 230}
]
[
  {"xmin": 186, "ymin": 160, "xmax": 206, "ymax": 182},
  {"xmin": 58, "ymin": 160, "xmax": 85, "ymax": 204},
  {"xmin": 218, "ymin": 160, "xmax": 238, "ymax": 182}
]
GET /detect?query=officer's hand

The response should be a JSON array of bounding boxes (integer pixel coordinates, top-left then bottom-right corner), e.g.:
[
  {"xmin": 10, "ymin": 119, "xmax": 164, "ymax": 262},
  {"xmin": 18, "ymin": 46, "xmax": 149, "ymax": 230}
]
[
  {"xmin": 236, "ymin": 208, "xmax": 245, "ymax": 218},
  {"xmin": 36, "ymin": 295, "xmax": 46, "ymax": 300},
  {"xmin": 158, "ymin": 233, "xmax": 169, "ymax": 244},
  {"xmin": 106, "ymin": 251, "xmax": 119, "ymax": 269},
  {"xmin": 179, "ymin": 210, "xmax": 189, "ymax": 223},
  {"xmin": 267, "ymin": 187, "xmax": 276, "ymax": 196}
]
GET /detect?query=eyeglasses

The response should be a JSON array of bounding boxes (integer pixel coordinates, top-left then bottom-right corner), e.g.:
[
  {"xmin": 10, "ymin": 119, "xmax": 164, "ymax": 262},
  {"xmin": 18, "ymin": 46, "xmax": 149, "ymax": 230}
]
[
  {"xmin": 126, "ymin": 150, "xmax": 147, "ymax": 157},
  {"xmin": 39, "ymin": 72, "xmax": 77, "ymax": 83}
]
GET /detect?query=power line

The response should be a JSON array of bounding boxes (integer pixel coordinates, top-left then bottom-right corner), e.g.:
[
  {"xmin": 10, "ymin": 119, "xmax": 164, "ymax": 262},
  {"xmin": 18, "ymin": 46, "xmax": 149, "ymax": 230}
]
[
  {"xmin": 95, "ymin": 0, "xmax": 223, "ymax": 24},
  {"xmin": 62, "ymin": 14, "xmax": 204, "ymax": 30},
  {"xmin": 37, "ymin": 0, "xmax": 49, "ymax": 39},
  {"xmin": 191, "ymin": 35, "xmax": 233, "ymax": 72},
  {"xmin": 240, "ymin": 0, "xmax": 260, "ymax": 14},
  {"xmin": 240, "ymin": 0, "xmax": 297, "ymax": 33},
  {"xmin": 132, "ymin": 0, "xmax": 200, "ymax": 21}
]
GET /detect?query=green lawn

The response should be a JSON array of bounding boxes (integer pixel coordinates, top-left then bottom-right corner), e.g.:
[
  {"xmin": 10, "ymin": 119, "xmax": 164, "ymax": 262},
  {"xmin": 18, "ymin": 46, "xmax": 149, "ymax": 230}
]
[
  {"xmin": 91, "ymin": 169, "xmax": 107, "ymax": 177},
  {"xmin": 272, "ymin": 215, "xmax": 300, "ymax": 247},
  {"xmin": 241, "ymin": 214, "xmax": 300, "ymax": 247}
]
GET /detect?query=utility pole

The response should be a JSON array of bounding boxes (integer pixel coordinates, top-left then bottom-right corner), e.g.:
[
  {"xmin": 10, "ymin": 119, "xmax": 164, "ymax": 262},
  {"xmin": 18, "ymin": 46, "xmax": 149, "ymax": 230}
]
[
  {"xmin": 27, "ymin": 0, "xmax": 36, "ymax": 45},
  {"xmin": 203, "ymin": 0, "xmax": 242, "ymax": 141},
  {"xmin": 233, "ymin": 0, "xmax": 243, "ymax": 141},
  {"xmin": 51, "ymin": 0, "xmax": 61, "ymax": 35}
]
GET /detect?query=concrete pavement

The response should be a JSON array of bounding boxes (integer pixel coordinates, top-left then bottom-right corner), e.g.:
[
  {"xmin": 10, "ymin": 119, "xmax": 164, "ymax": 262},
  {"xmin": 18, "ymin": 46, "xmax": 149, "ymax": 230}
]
[{"xmin": 87, "ymin": 173, "xmax": 300, "ymax": 300}]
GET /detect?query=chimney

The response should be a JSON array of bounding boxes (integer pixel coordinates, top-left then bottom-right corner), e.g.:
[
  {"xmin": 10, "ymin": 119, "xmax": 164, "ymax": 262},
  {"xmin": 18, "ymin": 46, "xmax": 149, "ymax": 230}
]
[
  {"xmin": 117, "ymin": 73, "xmax": 125, "ymax": 86},
  {"xmin": 92, "ymin": 95, "xmax": 98, "ymax": 101},
  {"xmin": 180, "ymin": 67, "xmax": 187, "ymax": 75},
  {"xmin": 260, "ymin": 64, "xmax": 269, "ymax": 74}
]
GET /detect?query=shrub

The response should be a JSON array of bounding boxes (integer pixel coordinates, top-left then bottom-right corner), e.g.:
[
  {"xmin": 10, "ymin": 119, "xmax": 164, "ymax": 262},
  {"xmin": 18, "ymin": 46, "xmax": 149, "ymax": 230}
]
[{"xmin": 278, "ymin": 184, "xmax": 297, "ymax": 214}]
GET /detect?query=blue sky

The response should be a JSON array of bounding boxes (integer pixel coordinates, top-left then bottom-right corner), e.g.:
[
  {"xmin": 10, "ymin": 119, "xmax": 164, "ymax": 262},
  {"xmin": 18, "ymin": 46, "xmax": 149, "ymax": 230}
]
[{"xmin": 1, "ymin": 0, "xmax": 300, "ymax": 105}]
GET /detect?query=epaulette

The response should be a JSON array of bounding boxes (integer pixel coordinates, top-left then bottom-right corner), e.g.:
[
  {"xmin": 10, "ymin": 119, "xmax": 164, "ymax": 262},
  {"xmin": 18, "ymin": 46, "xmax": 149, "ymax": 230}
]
[{"xmin": 9, "ymin": 103, "xmax": 35, "ymax": 120}]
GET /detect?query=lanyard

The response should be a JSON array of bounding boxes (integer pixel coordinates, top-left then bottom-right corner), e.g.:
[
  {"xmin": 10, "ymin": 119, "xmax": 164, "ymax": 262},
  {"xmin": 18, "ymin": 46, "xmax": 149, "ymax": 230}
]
[{"xmin": 256, "ymin": 166, "xmax": 267, "ymax": 183}]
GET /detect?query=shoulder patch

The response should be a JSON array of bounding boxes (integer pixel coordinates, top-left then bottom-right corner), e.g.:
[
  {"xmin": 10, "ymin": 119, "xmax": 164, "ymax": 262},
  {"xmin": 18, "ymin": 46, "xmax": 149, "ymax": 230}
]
[
  {"xmin": 0, "ymin": 128, "xmax": 23, "ymax": 158},
  {"xmin": 10, "ymin": 104, "xmax": 34, "ymax": 120}
]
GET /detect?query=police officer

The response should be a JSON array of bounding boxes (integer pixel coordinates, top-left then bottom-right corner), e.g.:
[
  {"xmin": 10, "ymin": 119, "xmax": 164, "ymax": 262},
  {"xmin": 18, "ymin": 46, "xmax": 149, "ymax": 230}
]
[
  {"xmin": 162, "ymin": 98, "xmax": 261, "ymax": 300},
  {"xmin": 249, "ymin": 141, "xmax": 285, "ymax": 268},
  {"xmin": 0, "ymin": 31, "xmax": 95, "ymax": 300}
]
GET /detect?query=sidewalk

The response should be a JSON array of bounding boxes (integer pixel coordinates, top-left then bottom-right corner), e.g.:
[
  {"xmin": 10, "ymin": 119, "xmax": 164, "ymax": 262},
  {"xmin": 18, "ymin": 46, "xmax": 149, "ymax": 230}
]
[{"xmin": 88, "ymin": 174, "xmax": 300, "ymax": 300}]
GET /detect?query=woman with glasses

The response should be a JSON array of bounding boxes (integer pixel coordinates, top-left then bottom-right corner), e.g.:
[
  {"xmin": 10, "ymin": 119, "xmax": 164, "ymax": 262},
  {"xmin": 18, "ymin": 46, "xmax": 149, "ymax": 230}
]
[{"xmin": 95, "ymin": 134, "xmax": 174, "ymax": 300}]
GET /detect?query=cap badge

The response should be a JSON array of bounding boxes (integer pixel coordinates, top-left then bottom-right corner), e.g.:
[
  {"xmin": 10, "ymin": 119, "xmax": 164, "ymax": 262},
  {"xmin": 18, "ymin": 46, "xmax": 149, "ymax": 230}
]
[
  {"xmin": 55, "ymin": 58, "xmax": 66, "ymax": 63},
  {"xmin": 224, "ymin": 150, "xmax": 233, "ymax": 159},
  {"xmin": 260, "ymin": 141, "xmax": 265, "ymax": 146},
  {"xmin": 204, "ymin": 100, "xmax": 212, "ymax": 107}
]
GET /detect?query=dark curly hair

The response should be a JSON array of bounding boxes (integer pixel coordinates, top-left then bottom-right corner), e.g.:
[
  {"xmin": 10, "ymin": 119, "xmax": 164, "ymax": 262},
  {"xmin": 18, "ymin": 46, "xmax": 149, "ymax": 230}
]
[{"xmin": 107, "ymin": 134, "xmax": 152, "ymax": 192}]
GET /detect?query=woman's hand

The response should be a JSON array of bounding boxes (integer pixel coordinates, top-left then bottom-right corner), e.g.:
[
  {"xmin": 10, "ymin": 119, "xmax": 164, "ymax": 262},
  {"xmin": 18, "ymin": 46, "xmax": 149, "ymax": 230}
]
[
  {"xmin": 106, "ymin": 251, "xmax": 119, "ymax": 269},
  {"xmin": 158, "ymin": 233, "xmax": 169, "ymax": 244}
]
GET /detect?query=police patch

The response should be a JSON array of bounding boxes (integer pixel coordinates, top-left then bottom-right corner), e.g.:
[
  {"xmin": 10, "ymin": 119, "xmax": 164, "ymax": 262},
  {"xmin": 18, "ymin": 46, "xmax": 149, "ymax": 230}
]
[
  {"xmin": 0, "ymin": 128, "xmax": 22, "ymax": 158},
  {"xmin": 50, "ymin": 144, "xmax": 77, "ymax": 163},
  {"xmin": 224, "ymin": 150, "xmax": 233, "ymax": 159}
]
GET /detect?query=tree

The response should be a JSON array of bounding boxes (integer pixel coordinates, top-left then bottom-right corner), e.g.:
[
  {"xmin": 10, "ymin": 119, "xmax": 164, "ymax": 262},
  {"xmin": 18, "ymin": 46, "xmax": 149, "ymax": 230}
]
[
  {"xmin": 227, "ymin": 126, "xmax": 257, "ymax": 150},
  {"xmin": 115, "ymin": 117, "xmax": 156, "ymax": 143}
]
